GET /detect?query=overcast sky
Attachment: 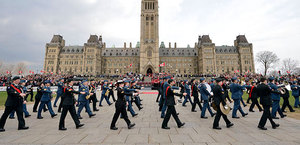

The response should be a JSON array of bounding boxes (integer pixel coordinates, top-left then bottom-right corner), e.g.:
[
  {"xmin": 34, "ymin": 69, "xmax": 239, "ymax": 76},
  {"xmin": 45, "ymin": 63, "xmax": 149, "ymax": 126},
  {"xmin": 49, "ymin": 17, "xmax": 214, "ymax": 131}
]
[{"xmin": 0, "ymin": 0, "xmax": 299, "ymax": 71}]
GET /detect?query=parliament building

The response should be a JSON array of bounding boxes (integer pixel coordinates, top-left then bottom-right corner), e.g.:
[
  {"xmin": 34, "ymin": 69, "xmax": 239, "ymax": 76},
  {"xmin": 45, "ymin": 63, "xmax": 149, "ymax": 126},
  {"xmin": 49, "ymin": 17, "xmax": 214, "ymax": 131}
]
[{"xmin": 44, "ymin": 0, "xmax": 255, "ymax": 76}]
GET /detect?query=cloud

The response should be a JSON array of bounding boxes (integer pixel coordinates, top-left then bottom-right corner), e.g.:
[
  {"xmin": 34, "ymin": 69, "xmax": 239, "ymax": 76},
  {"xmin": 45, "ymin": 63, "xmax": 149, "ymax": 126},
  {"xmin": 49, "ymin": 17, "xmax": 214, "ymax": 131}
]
[{"xmin": 0, "ymin": 0, "xmax": 299, "ymax": 70}]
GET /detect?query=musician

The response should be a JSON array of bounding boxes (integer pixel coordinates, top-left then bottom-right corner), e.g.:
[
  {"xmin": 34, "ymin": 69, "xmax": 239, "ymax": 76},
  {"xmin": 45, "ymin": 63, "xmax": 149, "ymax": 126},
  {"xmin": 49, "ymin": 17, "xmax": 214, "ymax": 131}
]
[
  {"xmin": 156, "ymin": 78, "xmax": 163, "ymax": 103},
  {"xmin": 77, "ymin": 80, "xmax": 96, "ymax": 119},
  {"xmin": 182, "ymin": 80, "xmax": 193, "ymax": 107},
  {"xmin": 230, "ymin": 77, "xmax": 248, "ymax": 119},
  {"xmin": 191, "ymin": 79, "xmax": 202, "ymax": 112},
  {"xmin": 124, "ymin": 80, "xmax": 138, "ymax": 117},
  {"xmin": 221, "ymin": 78, "xmax": 232, "ymax": 103},
  {"xmin": 281, "ymin": 83, "xmax": 295, "ymax": 112},
  {"xmin": 59, "ymin": 79, "xmax": 84, "ymax": 131},
  {"xmin": 159, "ymin": 77, "xmax": 167, "ymax": 112},
  {"xmin": 0, "ymin": 76, "xmax": 29, "ymax": 132},
  {"xmin": 178, "ymin": 80, "xmax": 185, "ymax": 103},
  {"xmin": 161, "ymin": 79, "xmax": 186, "ymax": 129},
  {"xmin": 249, "ymin": 81, "xmax": 263, "ymax": 112},
  {"xmin": 9, "ymin": 80, "xmax": 31, "ymax": 118},
  {"xmin": 108, "ymin": 80, "xmax": 117, "ymax": 102},
  {"xmin": 54, "ymin": 78, "xmax": 64, "ymax": 107},
  {"xmin": 291, "ymin": 81, "xmax": 300, "ymax": 108},
  {"xmin": 257, "ymin": 77, "xmax": 280, "ymax": 130},
  {"xmin": 212, "ymin": 78, "xmax": 234, "ymax": 130},
  {"xmin": 199, "ymin": 78, "xmax": 215, "ymax": 118},
  {"xmin": 268, "ymin": 77, "xmax": 286, "ymax": 119},
  {"xmin": 161, "ymin": 76, "xmax": 171, "ymax": 118},
  {"xmin": 110, "ymin": 80, "xmax": 136, "ymax": 130},
  {"xmin": 58, "ymin": 81, "xmax": 67, "ymax": 113},
  {"xmin": 33, "ymin": 82, "xmax": 47, "ymax": 112},
  {"xmin": 26, "ymin": 80, "xmax": 34, "ymax": 102},
  {"xmin": 89, "ymin": 79, "xmax": 99, "ymax": 112},
  {"xmin": 99, "ymin": 80, "xmax": 112, "ymax": 107},
  {"xmin": 131, "ymin": 80, "xmax": 144, "ymax": 110},
  {"xmin": 37, "ymin": 80, "xmax": 57, "ymax": 119}
]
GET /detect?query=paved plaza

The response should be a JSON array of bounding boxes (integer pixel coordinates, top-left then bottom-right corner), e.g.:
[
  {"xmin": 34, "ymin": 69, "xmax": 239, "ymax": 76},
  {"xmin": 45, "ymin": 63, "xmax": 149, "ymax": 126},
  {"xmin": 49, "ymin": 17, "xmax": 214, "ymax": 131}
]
[{"xmin": 1, "ymin": 91, "xmax": 300, "ymax": 145}]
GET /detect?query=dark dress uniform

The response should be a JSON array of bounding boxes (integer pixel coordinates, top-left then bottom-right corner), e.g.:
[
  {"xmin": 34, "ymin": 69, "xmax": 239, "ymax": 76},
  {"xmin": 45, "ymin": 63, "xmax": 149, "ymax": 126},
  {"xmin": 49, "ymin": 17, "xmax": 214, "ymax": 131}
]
[
  {"xmin": 131, "ymin": 84, "xmax": 143, "ymax": 110},
  {"xmin": 212, "ymin": 84, "xmax": 232, "ymax": 129},
  {"xmin": 108, "ymin": 83, "xmax": 116, "ymax": 102},
  {"xmin": 249, "ymin": 85, "xmax": 263, "ymax": 112},
  {"xmin": 161, "ymin": 84, "xmax": 185, "ymax": 129},
  {"xmin": 110, "ymin": 86, "xmax": 135, "ymax": 130},
  {"xmin": 222, "ymin": 83, "xmax": 232, "ymax": 103},
  {"xmin": 33, "ymin": 85, "xmax": 47, "ymax": 112},
  {"xmin": 191, "ymin": 82, "xmax": 202, "ymax": 112},
  {"xmin": 89, "ymin": 83, "xmax": 99, "ymax": 111},
  {"xmin": 59, "ymin": 86, "xmax": 83, "ymax": 130},
  {"xmin": 281, "ymin": 87, "xmax": 295, "ymax": 112},
  {"xmin": 0, "ymin": 83, "xmax": 28, "ymax": 131},
  {"xmin": 257, "ymin": 83, "xmax": 278, "ymax": 129}
]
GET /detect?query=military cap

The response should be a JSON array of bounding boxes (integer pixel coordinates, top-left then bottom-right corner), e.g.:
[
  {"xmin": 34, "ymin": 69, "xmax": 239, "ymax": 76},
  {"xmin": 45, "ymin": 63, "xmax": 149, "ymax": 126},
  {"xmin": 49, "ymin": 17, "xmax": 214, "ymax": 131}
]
[
  {"xmin": 200, "ymin": 78, "xmax": 205, "ymax": 82},
  {"xmin": 12, "ymin": 76, "xmax": 20, "ymax": 81},
  {"xmin": 231, "ymin": 77, "xmax": 237, "ymax": 81},
  {"xmin": 216, "ymin": 78, "xmax": 222, "ymax": 83},
  {"xmin": 168, "ymin": 79, "xmax": 174, "ymax": 84},
  {"xmin": 268, "ymin": 77, "xmax": 275, "ymax": 81},
  {"xmin": 20, "ymin": 80, "xmax": 26, "ymax": 83},
  {"xmin": 66, "ymin": 78, "xmax": 73, "ymax": 83},
  {"xmin": 44, "ymin": 80, "xmax": 51, "ymax": 84}
]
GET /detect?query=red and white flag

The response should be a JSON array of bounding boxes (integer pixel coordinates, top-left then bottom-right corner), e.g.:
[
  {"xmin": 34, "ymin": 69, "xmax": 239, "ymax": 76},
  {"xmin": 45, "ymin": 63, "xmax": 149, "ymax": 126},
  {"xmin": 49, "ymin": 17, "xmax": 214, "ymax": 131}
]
[{"xmin": 159, "ymin": 62, "xmax": 165, "ymax": 67}]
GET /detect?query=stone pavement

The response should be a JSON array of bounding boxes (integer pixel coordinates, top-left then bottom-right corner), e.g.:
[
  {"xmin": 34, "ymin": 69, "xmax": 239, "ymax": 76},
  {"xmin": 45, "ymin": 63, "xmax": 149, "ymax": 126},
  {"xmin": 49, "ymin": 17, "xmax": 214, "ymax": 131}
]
[{"xmin": 1, "ymin": 91, "xmax": 300, "ymax": 145}]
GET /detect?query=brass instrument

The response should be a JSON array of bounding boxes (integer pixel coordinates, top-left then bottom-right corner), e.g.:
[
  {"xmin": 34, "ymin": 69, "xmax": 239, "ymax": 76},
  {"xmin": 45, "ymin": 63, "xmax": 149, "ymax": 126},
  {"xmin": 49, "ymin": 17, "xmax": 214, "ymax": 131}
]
[
  {"xmin": 277, "ymin": 84, "xmax": 286, "ymax": 95},
  {"xmin": 220, "ymin": 102, "xmax": 231, "ymax": 115},
  {"xmin": 105, "ymin": 90, "xmax": 110, "ymax": 97},
  {"xmin": 86, "ymin": 88, "xmax": 92, "ymax": 99}
]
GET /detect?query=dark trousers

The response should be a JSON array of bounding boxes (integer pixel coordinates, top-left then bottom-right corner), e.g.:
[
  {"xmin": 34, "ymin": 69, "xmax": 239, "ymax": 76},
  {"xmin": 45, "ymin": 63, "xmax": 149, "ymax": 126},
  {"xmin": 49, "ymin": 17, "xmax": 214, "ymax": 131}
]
[
  {"xmin": 133, "ymin": 96, "xmax": 142, "ymax": 110},
  {"xmin": 108, "ymin": 90, "xmax": 116, "ymax": 102},
  {"xmin": 258, "ymin": 105, "xmax": 276, "ymax": 127},
  {"xmin": 25, "ymin": 91, "xmax": 34, "ymax": 101},
  {"xmin": 33, "ymin": 95, "xmax": 47, "ymax": 112},
  {"xmin": 247, "ymin": 96, "xmax": 251, "ymax": 104},
  {"xmin": 191, "ymin": 97, "xmax": 202, "ymax": 111},
  {"xmin": 213, "ymin": 105, "xmax": 231, "ymax": 128},
  {"xmin": 0, "ymin": 105, "xmax": 25, "ymax": 129},
  {"xmin": 249, "ymin": 98, "xmax": 263, "ymax": 111},
  {"xmin": 110, "ymin": 104, "xmax": 131, "ymax": 128},
  {"xmin": 58, "ymin": 97, "xmax": 64, "ymax": 112},
  {"xmin": 162, "ymin": 106, "xmax": 182, "ymax": 127},
  {"xmin": 89, "ymin": 94, "xmax": 98, "ymax": 111},
  {"xmin": 156, "ymin": 90, "xmax": 161, "ymax": 102},
  {"xmin": 281, "ymin": 97, "xmax": 294, "ymax": 112},
  {"xmin": 59, "ymin": 105, "xmax": 80, "ymax": 128}
]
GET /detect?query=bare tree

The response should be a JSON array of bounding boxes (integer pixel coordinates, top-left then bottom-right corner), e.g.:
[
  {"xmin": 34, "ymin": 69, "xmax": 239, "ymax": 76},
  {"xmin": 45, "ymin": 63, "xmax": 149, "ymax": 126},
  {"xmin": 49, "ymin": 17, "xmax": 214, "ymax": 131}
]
[
  {"xmin": 281, "ymin": 58, "xmax": 299, "ymax": 74},
  {"xmin": 256, "ymin": 51, "xmax": 279, "ymax": 76},
  {"xmin": 15, "ymin": 62, "xmax": 27, "ymax": 75}
]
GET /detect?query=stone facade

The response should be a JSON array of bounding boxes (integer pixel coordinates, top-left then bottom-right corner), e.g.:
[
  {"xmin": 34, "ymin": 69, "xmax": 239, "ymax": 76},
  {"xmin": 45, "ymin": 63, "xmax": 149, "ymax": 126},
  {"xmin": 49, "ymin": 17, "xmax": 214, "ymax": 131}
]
[{"xmin": 44, "ymin": 0, "xmax": 255, "ymax": 76}]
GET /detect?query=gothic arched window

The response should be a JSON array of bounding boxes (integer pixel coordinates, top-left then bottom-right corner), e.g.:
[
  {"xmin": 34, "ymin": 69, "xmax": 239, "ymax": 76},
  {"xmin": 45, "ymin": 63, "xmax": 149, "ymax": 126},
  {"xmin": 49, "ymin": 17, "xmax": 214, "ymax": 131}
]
[{"xmin": 147, "ymin": 50, "xmax": 152, "ymax": 57}]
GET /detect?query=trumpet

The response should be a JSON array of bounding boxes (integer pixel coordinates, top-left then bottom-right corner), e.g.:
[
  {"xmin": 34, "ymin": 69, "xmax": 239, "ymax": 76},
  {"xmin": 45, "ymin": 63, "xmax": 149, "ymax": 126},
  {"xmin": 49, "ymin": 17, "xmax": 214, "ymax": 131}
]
[
  {"xmin": 277, "ymin": 84, "xmax": 286, "ymax": 95},
  {"xmin": 105, "ymin": 90, "xmax": 110, "ymax": 97}
]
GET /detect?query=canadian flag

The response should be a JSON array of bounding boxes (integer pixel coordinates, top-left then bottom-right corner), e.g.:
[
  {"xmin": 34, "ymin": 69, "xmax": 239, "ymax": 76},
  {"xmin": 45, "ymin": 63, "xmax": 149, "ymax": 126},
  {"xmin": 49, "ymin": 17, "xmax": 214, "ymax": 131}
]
[
  {"xmin": 130, "ymin": 64, "xmax": 133, "ymax": 67},
  {"xmin": 6, "ymin": 71, "xmax": 10, "ymax": 74},
  {"xmin": 19, "ymin": 71, "xmax": 22, "ymax": 74},
  {"xmin": 29, "ymin": 70, "xmax": 32, "ymax": 74},
  {"xmin": 287, "ymin": 71, "xmax": 291, "ymax": 74}
]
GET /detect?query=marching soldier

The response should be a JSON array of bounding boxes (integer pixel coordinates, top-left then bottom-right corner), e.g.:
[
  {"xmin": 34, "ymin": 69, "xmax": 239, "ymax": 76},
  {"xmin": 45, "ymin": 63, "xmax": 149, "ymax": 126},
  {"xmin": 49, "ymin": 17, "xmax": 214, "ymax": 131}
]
[
  {"xmin": 291, "ymin": 81, "xmax": 300, "ymax": 108},
  {"xmin": 161, "ymin": 79, "xmax": 186, "ymax": 129},
  {"xmin": 268, "ymin": 77, "xmax": 286, "ymax": 119},
  {"xmin": 281, "ymin": 83, "xmax": 295, "ymax": 112},
  {"xmin": 257, "ymin": 77, "xmax": 280, "ymax": 130},
  {"xmin": 54, "ymin": 78, "xmax": 64, "ymax": 107},
  {"xmin": 182, "ymin": 80, "xmax": 193, "ymax": 107},
  {"xmin": 77, "ymin": 80, "xmax": 96, "ymax": 119},
  {"xmin": 221, "ymin": 78, "xmax": 232, "ymax": 103},
  {"xmin": 159, "ymin": 77, "xmax": 167, "ymax": 112},
  {"xmin": 33, "ymin": 82, "xmax": 47, "ymax": 112},
  {"xmin": 9, "ymin": 80, "xmax": 31, "ymax": 118},
  {"xmin": 108, "ymin": 80, "xmax": 117, "ymax": 102},
  {"xmin": 131, "ymin": 80, "xmax": 144, "ymax": 110},
  {"xmin": 156, "ymin": 78, "xmax": 163, "ymax": 102},
  {"xmin": 199, "ymin": 78, "xmax": 215, "ymax": 118},
  {"xmin": 124, "ymin": 80, "xmax": 138, "ymax": 117},
  {"xmin": 0, "ymin": 76, "xmax": 29, "ymax": 132},
  {"xmin": 249, "ymin": 81, "xmax": 263, "ymax": 112},
  {"xmin": 26, "ymin": 80, "xmax": 34, "ymax": 102},
  {"xmin": 212, "ymin": 78, "xmax": 234, "ymax": 130},
  {"xmin": 110, "ymin": 80, "xmax": 136, "ymax": 130},
  {"xmin": 89, "ymin": 79, "xmax": 99, "ymax": 111},
  {"xmin": 99, "ymin": 80, "xmax": 112, "ymax": 106},
  {"xmin": 59, "ymin": 79, "xmax": 84, "ymax": 131},
  {"xmin": 161, "ymin": 76, "xmax": 171, "ymax": 118},
  {"xmin": 191, "ymin": 79, "xmax": 202, "ymax": 112},
  {"xmin": 37, "ymin": 80, "xmax": 57, "ymax": 119},
  {"xmin": 230, "ymin": 77, "xmax": 248, "ymax": 119}
]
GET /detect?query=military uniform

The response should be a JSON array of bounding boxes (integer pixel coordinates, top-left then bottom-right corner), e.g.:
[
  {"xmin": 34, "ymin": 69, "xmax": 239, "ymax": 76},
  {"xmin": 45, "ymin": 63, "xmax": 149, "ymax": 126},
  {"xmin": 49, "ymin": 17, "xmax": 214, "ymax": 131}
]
[
  {"xmin": 54, "ymin": 79, "xmax": 64, "ymax": 107},
  {"xmin": 199, "ymin": 81, "xmax": 214, "ymax": 118},
  {"xmin": 281, "ymin": 87, "xmax": 295, "ymax": 112},
  {"xmin": 99, "ymin": 81, "xmax": 112, "ymax": 106},
  {"xmin": 89, "ymin": 82, "xmax": 99, "ymax": 111},
  {"xmin": 182, "ymin": 80, "xmax": 193, "ymax": 106},
  {"xmin": 110, "ymin": 83, "xmax": 135, "ymax": 130},
  {"xmin": 59, "ymin": 83, "xmax": 84, "ymax": 130},
  {"xmin": 161, "ymin": 80, "xmax": 185, "ymax": 129},
  {"xmin": 0, "ymin": 77, "xmax": 28, "ymax": 132},
  {"xmin": 212, "ymin": 79, "xmax": 233, "ymax": 130},
  {"xmin": 131, "ymin": 82, "xmax": 143, "ymax": 110},
  {"xmin": 77, "ymin": 82, "xmax": 95, "ymax": 119},
  {"xmin": 37, "ymin": 82, "xmax": 56, "ymax": 119},
  {"xmin": 10, "ymin": 82, "xmax": 30, "ymax": 118},
  {"xmin": 124, "ymin": 83, "xmax": 137, "ymax": 117},
  {"xmin": 268, "ymin": 78, "xmax": 285, "ymax": 119},
  {"xmin": 108, "ymin": 82, "xmax": 116, "ymax": 102},
  {"xmin": 248, "ymin": 84, "xmax": 263, "ymax": 112},
  {"xmin": 191, "ymin": 81, "xmax": 202, "ymax": 112},
  {"xmin": 230, "ymin": 78, "xmax": 247, "ymax": 118},
  {"xmin": 257, "ymin": 81, "xmax": 279, "ymax": 130},
  {"xmin": 33, "ymin": 84, "xmax": 47, "ymax": 112},
  {"xmin": 291, "ymin": 82, "xmax": 300, "ymax": 108}
]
